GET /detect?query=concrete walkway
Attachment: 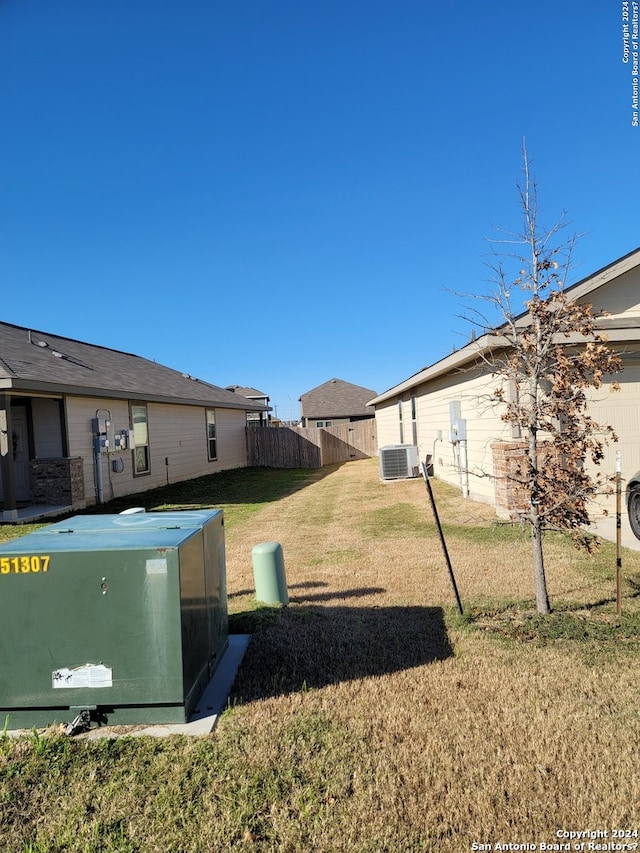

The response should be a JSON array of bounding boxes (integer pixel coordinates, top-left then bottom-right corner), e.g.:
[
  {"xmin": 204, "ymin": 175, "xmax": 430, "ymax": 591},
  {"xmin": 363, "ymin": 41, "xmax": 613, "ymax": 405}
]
[
  {"xmin": 2, "ymin": 504, "xmax": 71, "ymax": 523},
  {"xmin": 587, "ymin": 512, "xmax": 640, "ymax": 552}
]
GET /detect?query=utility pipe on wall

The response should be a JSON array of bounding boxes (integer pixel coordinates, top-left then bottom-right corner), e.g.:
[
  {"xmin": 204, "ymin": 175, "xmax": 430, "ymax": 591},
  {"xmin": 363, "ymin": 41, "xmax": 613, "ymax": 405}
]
[
  {"xmin": 95, "ymin": 448, "xmax": 104, "ymax": 505},
  {"xmin": 93, "ymin": 408, "xmax": 112, "ymax": 505},
  {"xmin": 459, "ymin": 440, "xmax": 469, "ymax": 499}
]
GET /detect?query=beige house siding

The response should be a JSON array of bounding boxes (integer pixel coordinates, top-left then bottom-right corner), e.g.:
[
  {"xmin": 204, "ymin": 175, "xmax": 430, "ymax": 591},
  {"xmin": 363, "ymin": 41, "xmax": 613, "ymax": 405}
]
[
  {"xmin": 65, "ymin": 396, "xmax": 248, "ymax": 506},
  {"xmin": 216, "ymin": 406, "xmax": 250, "ymax": 470},
  {"xmin": 584, "ymin": 360, "xmax": 640, "ymax": 514},
  {"xmin": 65, "ymin": 397, "xmax": 130, "ymax": 503},
  {"xmin": 380, "ymin": 363, "xmax": 632, "ymax": 513},
  {"xmin": 376, "ymin": 397, "xmax": 421, "ymax": 448},
  {"xmin": 417, "ymin": 359, "xmax": 635, "ymax": 516},
  {"xmin": 145, "ymin": 402, "xmax": 207, "ymax": 489},
  {"xmin": 411, "ymin": 368, "xmax": 510, "ymax": 505},
  {"xmin": 374, "ymin": 368, "xmax": 511, "ymax": 504},
  {"xmin": 32, "ymin": 397, "xmax": 64, "ymax": 458},
  {"xmin": 374, "ymin": 401, "xmax": 403, "ymax": 448}
]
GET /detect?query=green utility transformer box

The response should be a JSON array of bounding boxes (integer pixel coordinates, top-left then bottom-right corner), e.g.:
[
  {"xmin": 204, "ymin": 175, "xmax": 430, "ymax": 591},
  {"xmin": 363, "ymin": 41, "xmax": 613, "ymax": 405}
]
[{"xmin": 0, "ymin": 510, "xmax": 228, "ymax": 729}]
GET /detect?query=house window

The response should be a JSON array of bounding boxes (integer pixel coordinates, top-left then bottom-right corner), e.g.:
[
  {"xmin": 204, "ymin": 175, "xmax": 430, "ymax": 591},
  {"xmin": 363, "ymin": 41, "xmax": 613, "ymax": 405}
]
[
  {"xmin": 411, "ymin": 395, "xmax": 418, "ymax": 446},
  {"xmin": 316, "ymin": 421, "xmax": 324, "ymax": 428},
  {"xmin": 206, "ymin": 409, "xmax": 217, "ymax": 460},
  {"xmin": 398, "ymin": 399, "xmax": 404, "ymax": 444},
  {"xmin": 131, "ymin": 404, "xmax": 150, "ymax": 475},
  {"xmin": 325, "ymin": 421, "xmax": 332, "ymax": 427}
]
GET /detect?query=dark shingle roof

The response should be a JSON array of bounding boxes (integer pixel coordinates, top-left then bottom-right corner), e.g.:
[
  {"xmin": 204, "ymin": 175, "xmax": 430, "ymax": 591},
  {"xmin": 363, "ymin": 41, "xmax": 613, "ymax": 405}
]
[
  {"xmin": 0, "ymin": 321, "xmax": 265, "ymax": 411},
  {"xmin": 225, "ymin": 385, "xmax": 269, "ymax": 399},
  {"xmin": 299, "ymin": 378, "xmax": 377, "ymax": 419}
]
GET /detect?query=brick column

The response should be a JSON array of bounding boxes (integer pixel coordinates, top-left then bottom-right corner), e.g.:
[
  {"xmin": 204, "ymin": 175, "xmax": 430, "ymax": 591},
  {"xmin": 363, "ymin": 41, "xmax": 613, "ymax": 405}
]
[
  {"xmin": 29, "ymin": 457, "xmax": 85, "ymax": 507},
  {"xmin": 492, "ymin": 441, "xmax": 530, "ymax": 518}
]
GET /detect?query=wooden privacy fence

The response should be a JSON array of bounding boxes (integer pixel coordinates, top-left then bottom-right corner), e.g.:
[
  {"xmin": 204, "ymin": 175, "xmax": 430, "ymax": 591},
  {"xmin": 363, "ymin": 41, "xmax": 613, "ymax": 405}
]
[
  {"xmin": 246, "ymin": 420, "xmax": 378, "ymax": 469},
  {"xmin": 246, "ymin": 426, "xmax": 321, "ymax": 469}
]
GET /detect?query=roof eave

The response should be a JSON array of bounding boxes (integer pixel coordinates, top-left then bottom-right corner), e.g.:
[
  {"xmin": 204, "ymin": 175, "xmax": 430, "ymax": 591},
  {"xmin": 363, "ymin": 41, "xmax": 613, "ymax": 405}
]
[
  {"xmin": 369, "ymin": 249, "xmax": 640, "ymax": 407},
  {"xmin": 564, "ymin": 246, "xmax": 640, "ymax": 301},
  {"xmin": 368, "ymin": 333, "xmax": 501, "ymax": 406},
  {"xmin": 0, "ymin": 378, "xmax": 267, "ymax": 410},
  {"xmin": 368, "ymin": 322, "xmax": 640, "ymax": 407}
]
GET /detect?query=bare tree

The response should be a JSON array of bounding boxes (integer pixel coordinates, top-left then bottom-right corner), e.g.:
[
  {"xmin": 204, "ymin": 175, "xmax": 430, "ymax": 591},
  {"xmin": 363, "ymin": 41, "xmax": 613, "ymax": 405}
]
[{"xmin": 476, "ymin": 147, "xmax": 621, "ymax": 615}]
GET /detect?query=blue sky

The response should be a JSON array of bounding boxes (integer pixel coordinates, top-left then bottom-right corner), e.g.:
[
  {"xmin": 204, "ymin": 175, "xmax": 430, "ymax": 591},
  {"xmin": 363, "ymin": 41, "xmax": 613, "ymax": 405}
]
[{"xmin": 1, "ymin": 1, "xmax": 636, "ymax": 421}]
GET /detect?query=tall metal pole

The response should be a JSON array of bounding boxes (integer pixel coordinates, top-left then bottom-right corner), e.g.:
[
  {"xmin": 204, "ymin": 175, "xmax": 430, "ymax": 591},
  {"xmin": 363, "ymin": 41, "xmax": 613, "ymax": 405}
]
[
  {"xmin": 421, "ymin": 462, "xmax": 463, "ymax": 615},
  {"xmin": 616, "ymin": 450, "xmax": 622, "ymax": 617}
]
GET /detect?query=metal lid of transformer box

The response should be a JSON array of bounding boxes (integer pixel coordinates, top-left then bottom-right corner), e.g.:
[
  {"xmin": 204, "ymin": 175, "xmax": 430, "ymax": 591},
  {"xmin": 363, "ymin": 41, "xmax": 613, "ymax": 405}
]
[
  {"xmin": 0, "ymin": 526, "xmax": 203, "ymax": 553},
  {"xmin": 0, "ymin": 510, "xmax": 224, "ymax": 554},
  {"xmin": 29, "ymin": 509, "xmax": 223, "ymax": 534}
]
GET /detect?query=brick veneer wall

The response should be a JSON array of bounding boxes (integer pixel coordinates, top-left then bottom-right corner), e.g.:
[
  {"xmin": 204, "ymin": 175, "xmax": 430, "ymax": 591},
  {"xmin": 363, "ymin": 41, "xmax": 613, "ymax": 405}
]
[
  {"xmin": 492, "ymin": 441, "xmax": 558, "ymax": 519},
  {"xmin": 492, "ymin": 441, "xmax": 529, "ymax": 518},
  {"xmin": 29, "ymin": 457, "xmax": 85, "ymax": 507}
]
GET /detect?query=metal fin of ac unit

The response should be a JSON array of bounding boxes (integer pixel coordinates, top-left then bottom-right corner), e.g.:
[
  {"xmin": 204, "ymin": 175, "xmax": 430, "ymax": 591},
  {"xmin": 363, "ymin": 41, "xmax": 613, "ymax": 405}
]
[{"xmin": 379, "ymin": 445, "xmax": 419, "ymax": 480}]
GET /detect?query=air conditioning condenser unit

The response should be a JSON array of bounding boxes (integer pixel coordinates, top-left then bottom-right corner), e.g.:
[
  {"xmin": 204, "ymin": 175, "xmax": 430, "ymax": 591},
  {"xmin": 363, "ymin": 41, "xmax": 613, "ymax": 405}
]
[{"xmin": 379, "ymin": 445, "xmax": 420, "ymax": 480}]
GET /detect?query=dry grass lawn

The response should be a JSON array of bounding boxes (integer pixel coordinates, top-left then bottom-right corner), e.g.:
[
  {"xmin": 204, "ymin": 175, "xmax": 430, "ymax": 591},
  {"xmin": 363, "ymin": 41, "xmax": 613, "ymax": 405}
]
[
  {"xmin": 2, "ymin": 458, "xmax": 640, "ymax": 851},
  {"xmin": 222, "ymin": 459, "xmax": 640, "ymax": 850}
]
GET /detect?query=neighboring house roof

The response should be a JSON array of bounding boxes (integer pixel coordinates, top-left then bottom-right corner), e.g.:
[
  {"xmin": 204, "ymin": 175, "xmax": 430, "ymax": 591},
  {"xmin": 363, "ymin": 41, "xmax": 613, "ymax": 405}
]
[
  {"xmin": 299, "ymin": 378, "xmax": 378, "ymax": 419},
  {"xmin": 225, "ymin": 385, "xmax": 269, "ymax": 400},
  {"xmin": 0, "ymin": 321, "xmax": 266, "ymax": 411},
  {"xmin": 369, "ymin": 246, "xmax": 640, "ymax": 407}
]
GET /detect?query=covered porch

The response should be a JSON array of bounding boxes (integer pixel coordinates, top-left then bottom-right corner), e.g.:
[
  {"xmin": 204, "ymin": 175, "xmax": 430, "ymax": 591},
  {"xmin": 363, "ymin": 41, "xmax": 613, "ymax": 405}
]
[{"xmin": 1, "ymin": 391, "xmax": 85, "ymax": 523}]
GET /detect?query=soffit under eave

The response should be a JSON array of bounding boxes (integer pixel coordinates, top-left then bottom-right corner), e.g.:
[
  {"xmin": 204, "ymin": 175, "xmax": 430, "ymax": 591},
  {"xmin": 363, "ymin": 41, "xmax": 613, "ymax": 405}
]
[
  {"xmin": 368, "ymin": 325, "xmax": 640, "ymax": 407},
  {"xmin": 557, "ymin": 327, "xmax": 640, "ymax": 346},
  {"xmin": 0, "ymin": 390, "xmax": 64, "ymax": 401},
  {"xmin": 372, "ymin": 334, "xmax": 640, "ymax": 407},
  {"xmin": 0, "ymin": 379, "xmax": 265, "ymax": 411}
]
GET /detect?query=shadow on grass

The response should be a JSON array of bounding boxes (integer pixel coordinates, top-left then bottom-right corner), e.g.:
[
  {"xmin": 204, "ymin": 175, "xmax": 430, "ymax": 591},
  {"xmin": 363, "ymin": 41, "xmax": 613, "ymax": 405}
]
[
  {"xmin": 289, "ymin": 587, "xmax": 386, "ymax": 603},
  {"xmin": 79, "ymin": 466, "xmax": 336, "ymax": 516},
  {"xmin": 231, "ymin": 581, "xmax": 385, "ymax": 604},
  {"xmin": 228, "ymin": 580, "xmax": 332, "ymax": 600},
  {"xmin": 230, "ymin": 603, "xmax": 453, "ymax": 702}
]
